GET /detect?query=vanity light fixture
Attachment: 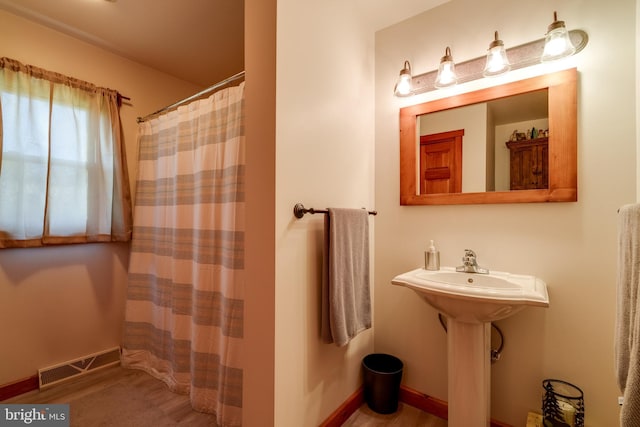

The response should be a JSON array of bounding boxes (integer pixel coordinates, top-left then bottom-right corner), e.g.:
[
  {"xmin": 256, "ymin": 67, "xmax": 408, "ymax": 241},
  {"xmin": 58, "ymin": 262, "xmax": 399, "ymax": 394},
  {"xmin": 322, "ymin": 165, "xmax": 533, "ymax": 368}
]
[
  {"xmin": 483, "ymin": 31, "xmax": 510, "ymax": 77},
  {"xmin": 541, "ymin": 11, "xmax": 576, "ymax": 62},
  {"xmin": 393, "ymin": 60, "xmax": 413, "ymax": 96},
  {"xmin": 434, "ymin": 47, "xmax": 457, "ymax": 88},
  {"xmin": 393, "ymin": 10, "xmax": 588, "ymax": 96}
]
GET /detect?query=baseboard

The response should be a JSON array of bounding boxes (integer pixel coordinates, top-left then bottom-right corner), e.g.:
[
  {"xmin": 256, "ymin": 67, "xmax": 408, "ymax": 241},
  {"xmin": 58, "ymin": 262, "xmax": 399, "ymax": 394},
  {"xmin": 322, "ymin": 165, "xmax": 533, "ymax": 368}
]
[
  {"xmin": 399, "ymin": 384, "xmax": 449, "ymax": 419},
  {"xmin": 320, "ymin": 384, "xmax": 513, "ymax": 427},
  {"xmin": 0, "ymin": 375, "xmax": 39, "ymax": 401},
  {"xmin": 319, "ymin": 387, "xmax": 364, "ymax": 427},
  {"xmin": 399, "ymin": 385, "xmax": 513, "ymax": 427}
]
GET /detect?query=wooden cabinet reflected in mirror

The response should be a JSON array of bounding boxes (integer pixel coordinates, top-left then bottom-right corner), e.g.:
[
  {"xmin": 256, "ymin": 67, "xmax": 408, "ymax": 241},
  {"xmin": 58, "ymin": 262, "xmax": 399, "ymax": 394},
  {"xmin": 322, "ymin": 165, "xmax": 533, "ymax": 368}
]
[
  {"xmin": 506, "ymin": 137, "xmax": 548, "ymax": 190},
  {"xmin": 400, "ymin": 68, "xmax": 577, "ymax": 205}
]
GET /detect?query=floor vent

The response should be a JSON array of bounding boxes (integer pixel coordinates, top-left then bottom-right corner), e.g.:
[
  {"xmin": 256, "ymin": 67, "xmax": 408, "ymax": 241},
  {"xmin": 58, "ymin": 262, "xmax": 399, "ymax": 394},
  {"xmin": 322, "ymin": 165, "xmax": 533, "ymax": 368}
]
[{"xmin": 38, "ymin": 347, "xmax": 121, "ymax": 389}]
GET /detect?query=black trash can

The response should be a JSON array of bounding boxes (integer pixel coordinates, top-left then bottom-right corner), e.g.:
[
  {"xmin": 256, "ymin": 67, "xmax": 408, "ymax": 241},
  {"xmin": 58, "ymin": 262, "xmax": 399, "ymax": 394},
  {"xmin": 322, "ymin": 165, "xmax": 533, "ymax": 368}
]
[{"xmin": 362, "ymin": 353, "xmax": 404, "ymax": 414}]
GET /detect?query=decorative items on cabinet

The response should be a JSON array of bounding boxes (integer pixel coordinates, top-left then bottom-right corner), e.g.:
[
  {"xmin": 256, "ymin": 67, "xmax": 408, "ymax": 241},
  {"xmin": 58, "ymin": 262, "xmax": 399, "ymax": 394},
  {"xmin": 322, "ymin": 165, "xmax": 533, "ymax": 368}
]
[{"xmin": 506, "ymin": 137, "xmax": 549, "ymax": 190}]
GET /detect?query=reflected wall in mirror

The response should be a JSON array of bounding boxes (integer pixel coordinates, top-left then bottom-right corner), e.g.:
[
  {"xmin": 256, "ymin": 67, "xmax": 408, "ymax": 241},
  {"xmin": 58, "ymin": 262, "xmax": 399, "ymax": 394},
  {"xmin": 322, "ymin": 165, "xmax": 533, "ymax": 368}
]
[{"xmin": 400, "ymin": 68, "xmax": 577, "ymax": 205}]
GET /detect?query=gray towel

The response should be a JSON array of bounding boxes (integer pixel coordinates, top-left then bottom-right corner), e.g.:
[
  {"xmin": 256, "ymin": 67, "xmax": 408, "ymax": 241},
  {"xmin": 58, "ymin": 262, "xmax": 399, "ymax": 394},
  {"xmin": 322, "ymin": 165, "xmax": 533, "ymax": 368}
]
[
  {"xmin": 616, "ymin": 204, "xmax": 640, "ymax": 426},
  {"xmin": 321, "ymin": 208, "xmax": 371, "ymax": 347}
]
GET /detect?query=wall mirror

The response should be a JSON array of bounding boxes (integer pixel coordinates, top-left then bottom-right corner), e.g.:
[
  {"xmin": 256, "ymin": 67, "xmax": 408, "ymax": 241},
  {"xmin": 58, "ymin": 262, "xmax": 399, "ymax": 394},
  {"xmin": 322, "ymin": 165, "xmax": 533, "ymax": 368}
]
[{"xmin": 399, "ymin": 68, "xmax": 577, "ymax": 205}]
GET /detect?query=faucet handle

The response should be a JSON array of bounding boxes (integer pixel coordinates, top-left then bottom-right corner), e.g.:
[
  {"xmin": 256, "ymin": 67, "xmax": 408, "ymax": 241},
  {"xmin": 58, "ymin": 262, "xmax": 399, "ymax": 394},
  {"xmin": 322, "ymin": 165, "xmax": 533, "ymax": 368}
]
[{"xmin": 463, "ymin": 249, "xmax": 476, "ymax": 258}]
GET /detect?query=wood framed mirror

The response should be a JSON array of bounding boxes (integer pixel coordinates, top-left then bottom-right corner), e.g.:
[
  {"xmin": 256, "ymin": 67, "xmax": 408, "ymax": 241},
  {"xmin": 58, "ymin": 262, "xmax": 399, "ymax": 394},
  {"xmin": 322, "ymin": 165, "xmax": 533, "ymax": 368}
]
[{"xmin": 400, "ymin": 68, "xmax": 577, "ymax": 205}]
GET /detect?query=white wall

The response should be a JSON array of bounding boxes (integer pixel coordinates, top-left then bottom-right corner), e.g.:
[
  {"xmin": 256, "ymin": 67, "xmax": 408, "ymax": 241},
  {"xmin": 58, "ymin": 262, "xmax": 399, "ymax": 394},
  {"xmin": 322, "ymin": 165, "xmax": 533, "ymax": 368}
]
[
  {"xmin": 0, "ymin": 10, "xmax": 202, "ymax": 385},
  {"xmin": 637, "ymin": 0, "xmax": 640, "ymax": 203},
  {"xmin": 274, "ymin": 1, "xmax": 377, "ymax": 425},
  {"xmin": 375, "ymin": 0, "xmax": 636, "ymax": 426}
]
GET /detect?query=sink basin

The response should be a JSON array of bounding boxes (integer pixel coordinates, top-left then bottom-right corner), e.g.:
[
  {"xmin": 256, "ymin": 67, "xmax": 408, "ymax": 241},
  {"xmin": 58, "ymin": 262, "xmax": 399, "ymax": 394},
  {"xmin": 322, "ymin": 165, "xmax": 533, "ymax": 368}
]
[
  {"xmin": 392, "ymin": 266, "xmax": 549, "ymax": 426},
  {"xmin": 391, "ymin": 267, "xmax": 549, "ymax": 323}
]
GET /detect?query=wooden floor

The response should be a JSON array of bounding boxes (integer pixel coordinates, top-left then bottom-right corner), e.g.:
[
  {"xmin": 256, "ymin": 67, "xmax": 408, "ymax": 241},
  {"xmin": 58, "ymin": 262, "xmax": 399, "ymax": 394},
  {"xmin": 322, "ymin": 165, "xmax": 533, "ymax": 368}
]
[
  {"xmin": 4, "ymin": 365, "xmax": 446, "ymax": 426},
  {"xmin": 343, "ymin": 402, "xmax": 448, "ymax": 426},
  {"xmin": 4, "ymin": 365, "xmax": 218, "ymax": 426}
]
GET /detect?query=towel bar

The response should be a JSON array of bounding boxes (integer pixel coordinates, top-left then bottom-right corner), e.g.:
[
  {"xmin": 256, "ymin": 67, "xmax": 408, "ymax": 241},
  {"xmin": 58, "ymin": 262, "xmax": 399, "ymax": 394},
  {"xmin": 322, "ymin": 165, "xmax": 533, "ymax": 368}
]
[{"xmin": 293, "ymin": 203, "xmax": 377, "ymax": 219}]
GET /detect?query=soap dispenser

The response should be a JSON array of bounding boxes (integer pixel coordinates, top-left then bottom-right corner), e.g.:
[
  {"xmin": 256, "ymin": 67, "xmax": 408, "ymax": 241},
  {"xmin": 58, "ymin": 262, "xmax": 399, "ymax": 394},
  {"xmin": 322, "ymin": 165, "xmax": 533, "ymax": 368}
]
[{"xmin": 424, "ymin": 240, "xmax": 440, "ymax": 271}]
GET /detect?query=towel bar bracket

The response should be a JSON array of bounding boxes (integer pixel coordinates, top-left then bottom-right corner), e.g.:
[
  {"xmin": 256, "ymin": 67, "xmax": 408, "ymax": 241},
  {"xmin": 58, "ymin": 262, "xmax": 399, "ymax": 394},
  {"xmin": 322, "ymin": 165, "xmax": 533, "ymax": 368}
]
[{"xmin": 293, "ymin": 203, "xmax": 316, "ymax": 218}]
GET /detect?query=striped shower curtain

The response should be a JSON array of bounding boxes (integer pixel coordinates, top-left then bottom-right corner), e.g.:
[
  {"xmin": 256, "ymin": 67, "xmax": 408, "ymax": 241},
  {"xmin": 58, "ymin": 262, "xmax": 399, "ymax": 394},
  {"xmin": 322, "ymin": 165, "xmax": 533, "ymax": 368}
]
[{"xmin": 122, "ymin": 83, "xmax": 245, "ymax": 426}]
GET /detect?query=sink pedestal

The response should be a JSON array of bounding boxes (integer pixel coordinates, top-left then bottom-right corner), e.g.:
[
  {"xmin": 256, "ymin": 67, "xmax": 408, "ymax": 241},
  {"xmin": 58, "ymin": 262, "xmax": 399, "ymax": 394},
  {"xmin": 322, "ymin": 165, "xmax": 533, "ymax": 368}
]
[
  {"xmin": 447, "ymin": 320, "xmax": 491, "ymax": 427},
  {"xmin": 391, "ymin": 267, "xmax": 549, "ymax": 427}
]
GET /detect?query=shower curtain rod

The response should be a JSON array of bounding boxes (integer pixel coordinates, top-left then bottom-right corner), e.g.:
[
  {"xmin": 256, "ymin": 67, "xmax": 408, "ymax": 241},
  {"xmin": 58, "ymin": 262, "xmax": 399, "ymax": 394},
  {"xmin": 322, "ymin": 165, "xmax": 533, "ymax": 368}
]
[{"xmin": 136, "ymin": 71, "xmax": 245, "ymax": 123}]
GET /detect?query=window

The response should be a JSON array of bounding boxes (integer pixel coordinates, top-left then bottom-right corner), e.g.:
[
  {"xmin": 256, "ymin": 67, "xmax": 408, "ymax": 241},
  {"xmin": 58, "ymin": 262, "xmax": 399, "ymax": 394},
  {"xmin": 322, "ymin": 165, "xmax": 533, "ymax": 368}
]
[{"xmin": 0, "ymin": 57, "xmax": 132, "ymax": 248}]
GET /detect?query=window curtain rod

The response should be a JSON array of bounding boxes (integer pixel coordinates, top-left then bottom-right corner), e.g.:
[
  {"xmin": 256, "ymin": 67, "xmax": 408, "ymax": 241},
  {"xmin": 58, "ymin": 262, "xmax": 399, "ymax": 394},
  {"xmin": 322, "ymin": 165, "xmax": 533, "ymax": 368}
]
[
  {"xmin": 1, "ymin": 57, "xmax": 130, "ymax": 105},
  {"xmin": 136, "ymin": 71, "xmax": 245, "ymax": 123}
]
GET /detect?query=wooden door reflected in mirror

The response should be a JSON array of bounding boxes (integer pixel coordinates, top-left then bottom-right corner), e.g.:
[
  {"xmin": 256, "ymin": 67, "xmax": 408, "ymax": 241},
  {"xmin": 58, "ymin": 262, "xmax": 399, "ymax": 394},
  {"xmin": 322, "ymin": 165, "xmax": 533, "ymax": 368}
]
[{"xmin": 420, "ymin": 129, "xmax": 463, "ymax": 194}]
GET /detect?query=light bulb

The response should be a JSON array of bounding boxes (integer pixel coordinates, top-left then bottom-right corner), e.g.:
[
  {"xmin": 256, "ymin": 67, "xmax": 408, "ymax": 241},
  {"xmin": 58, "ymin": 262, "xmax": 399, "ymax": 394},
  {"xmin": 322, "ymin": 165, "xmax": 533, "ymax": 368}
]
[
  {"xmin": 483, "ymin": 31, "xmax": 510, "ymax": 77},
  {"xmin": 434, "ymin": 47, "xmax": 457, "ymax": 88},
  {"xmin": 394, "ymin": 61, "xmax": 413, "ymax": 97},
  {"xmin": 541, "ymin": 12, "xmax": 575, "ymax": 62}
]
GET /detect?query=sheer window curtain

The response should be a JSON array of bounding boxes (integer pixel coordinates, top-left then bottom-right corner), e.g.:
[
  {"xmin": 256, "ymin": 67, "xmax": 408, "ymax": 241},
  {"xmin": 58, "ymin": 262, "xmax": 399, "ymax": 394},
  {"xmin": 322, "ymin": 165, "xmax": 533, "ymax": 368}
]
[{"xmin": 0, "ymin": 57, "xmax": 132, "ymax": 248}]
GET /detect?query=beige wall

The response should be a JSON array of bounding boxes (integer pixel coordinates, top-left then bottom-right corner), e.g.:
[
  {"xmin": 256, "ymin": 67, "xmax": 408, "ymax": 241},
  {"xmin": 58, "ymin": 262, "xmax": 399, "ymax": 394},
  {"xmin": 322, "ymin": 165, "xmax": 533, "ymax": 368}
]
[
  {"xmin": 243, "ymin": 0, "xmax": 276, "ymax": 424},
  {"xmin": 0, "ymin": 10, "xmax": 202, "ymax": 385},
  {"xmin": 375, "ymin": 0, "xmax": 635, "ymax": 426}
]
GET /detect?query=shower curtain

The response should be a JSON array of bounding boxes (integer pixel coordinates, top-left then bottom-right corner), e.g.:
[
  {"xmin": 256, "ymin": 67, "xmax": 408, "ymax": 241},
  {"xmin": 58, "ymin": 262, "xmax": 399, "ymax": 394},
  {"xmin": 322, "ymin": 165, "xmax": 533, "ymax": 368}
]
[{"xmin": 122, "ymin": 83, "xmax": 245, "ymax": 427}]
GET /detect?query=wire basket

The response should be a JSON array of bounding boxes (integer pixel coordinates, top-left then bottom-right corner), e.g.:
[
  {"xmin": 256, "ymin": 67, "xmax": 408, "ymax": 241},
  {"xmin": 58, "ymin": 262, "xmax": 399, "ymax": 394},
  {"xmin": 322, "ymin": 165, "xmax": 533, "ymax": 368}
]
[{"xmin": 542, "ymin": 379, "xmax": 584, "ymax": 427}]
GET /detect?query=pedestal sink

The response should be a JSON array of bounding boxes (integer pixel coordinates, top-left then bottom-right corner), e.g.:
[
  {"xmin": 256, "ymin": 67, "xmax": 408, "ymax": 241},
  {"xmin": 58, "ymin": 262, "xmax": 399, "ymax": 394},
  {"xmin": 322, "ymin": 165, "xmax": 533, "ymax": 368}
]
[{"xmin": 392, "ymin": 267, "xmax": 549, "ymax": 427}]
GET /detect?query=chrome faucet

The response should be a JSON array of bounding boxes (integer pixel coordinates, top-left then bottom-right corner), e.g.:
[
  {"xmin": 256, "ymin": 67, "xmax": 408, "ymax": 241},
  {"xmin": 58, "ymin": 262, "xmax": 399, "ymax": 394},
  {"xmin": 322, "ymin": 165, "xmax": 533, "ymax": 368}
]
[{"xmin": 456, "ymin": 249, "xmax": 489, "ymax": 274}]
